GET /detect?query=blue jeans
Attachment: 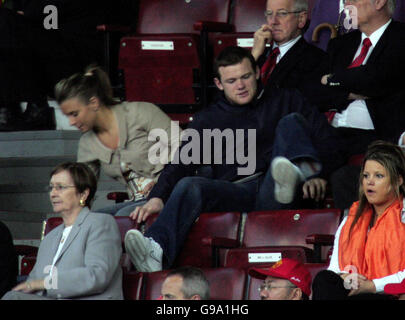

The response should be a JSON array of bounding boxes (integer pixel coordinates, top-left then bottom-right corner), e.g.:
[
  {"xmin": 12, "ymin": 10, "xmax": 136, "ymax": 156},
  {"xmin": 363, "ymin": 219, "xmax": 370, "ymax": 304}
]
[
  {"xmin": 95, "ymin": 199, "xmax": 147, "ymax": 216},
  {"xmin": 146, "ymin": 113, "xmax": 322, "ymax": 267}
]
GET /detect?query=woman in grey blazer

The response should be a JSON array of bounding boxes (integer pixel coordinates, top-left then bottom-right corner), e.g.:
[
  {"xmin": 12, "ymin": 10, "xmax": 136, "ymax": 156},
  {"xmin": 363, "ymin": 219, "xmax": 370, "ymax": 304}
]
[{"xmin": 2, "ymin": 162, "xmax": 123, "ymax": 300}]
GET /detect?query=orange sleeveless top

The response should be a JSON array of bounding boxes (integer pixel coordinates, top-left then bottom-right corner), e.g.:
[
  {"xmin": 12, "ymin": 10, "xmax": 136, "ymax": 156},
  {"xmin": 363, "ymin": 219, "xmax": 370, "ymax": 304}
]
[{"xmin": 338, "ymin": 198, "xmax": 405, "ymax": 279}]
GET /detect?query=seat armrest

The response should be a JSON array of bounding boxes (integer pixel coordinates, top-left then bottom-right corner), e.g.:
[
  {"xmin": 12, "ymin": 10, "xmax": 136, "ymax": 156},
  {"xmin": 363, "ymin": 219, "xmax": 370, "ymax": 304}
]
[
  {"xmin": 97, "ymin": 24, "xmax": 131, "ymax": 33},
  {"xmin": 306, "ymin": 234, "xmax": 335, "ymax": 246},
  {"xmin": 107, "ymin": 192, "xmax": 129, "ymax": 203},
  {"xmin": 202, "ymin": 237, "xmax": 239, "ymax": 249},
  {"xmin": 193, "ymin": 21, "xmax": 234, "ymax": 32}
]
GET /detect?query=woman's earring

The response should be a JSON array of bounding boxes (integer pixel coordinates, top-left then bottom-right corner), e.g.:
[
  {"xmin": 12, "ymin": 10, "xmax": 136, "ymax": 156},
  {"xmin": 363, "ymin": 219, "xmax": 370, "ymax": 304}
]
[{"xmin": 79, "ymin": 199, "xmax": 85, "ymax": 207}]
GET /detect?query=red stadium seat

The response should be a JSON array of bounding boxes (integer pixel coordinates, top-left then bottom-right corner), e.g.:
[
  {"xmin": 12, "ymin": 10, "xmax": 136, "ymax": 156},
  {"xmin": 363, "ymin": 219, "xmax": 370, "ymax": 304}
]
[
  {"xmin": 118, "ymin": 0, "xmax": 233, "ymax": 123},
  {"xmin": 142, "ymin": 267, "xmax": 247, "ymax": 300},
  {"xmin": 223, "ymin": 209, "xmax": 341, "ymax": 269},
  {"xmin": 144, "ymin": 212, "xmax": 242, "ymax": 268},
  {"xmin": 123, "ymin": 271, "xmax": 144, "ymax": 300}
]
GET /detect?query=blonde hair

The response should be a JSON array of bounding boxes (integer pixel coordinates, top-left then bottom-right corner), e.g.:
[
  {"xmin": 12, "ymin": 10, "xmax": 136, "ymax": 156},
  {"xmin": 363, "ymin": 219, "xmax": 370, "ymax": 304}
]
[{"xmin": 54, "ymin": 65, "xmax": 119, "ymax": 107}]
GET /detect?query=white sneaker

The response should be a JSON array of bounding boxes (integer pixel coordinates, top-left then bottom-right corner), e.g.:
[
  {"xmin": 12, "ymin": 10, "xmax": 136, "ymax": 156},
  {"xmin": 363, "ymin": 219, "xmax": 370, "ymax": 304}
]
[
  {"xmin": 271, "ymin": 156, "xmax": 304, "ymax": 204},
  {"xmin": 124, "ymin": 229, "xmax": 163, "ymax": 272}
]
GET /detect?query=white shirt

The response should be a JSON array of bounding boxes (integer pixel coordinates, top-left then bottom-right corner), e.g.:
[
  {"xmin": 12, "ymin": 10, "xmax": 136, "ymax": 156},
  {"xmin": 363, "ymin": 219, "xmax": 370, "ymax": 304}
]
[
  {"xmin": 328, "ymin": 198, "xmax": 405, "ymax": 293},
  {"xmin": 332, "ymin": 20, "xmax": 392, "ymax": 130},
  {"xmin": 49, "ymin": 225, "xmax": 73, "ymax": 278},
  {"xmin": 272, "ymin": 35, "xmax": 302, "ymax": 64}
]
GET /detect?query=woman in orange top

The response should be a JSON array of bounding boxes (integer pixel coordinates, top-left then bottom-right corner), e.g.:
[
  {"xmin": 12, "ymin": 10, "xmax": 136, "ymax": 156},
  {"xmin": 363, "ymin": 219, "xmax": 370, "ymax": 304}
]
[{"xmin": 312, "ymin": 140, "xmax": 405, "ymax": 300}]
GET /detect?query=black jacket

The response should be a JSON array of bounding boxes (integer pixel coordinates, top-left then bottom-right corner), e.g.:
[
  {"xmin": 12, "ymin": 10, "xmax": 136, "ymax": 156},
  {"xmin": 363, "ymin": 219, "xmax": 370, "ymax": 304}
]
[{"xmin": 315, "ymin": 20, "xmax": 405, "ymax": 142}]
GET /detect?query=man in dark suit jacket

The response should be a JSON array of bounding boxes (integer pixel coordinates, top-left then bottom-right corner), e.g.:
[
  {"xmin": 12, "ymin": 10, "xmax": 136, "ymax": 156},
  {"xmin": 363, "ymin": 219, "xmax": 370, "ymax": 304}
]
[
  {"xmin": 252, "ymin": 0, "xmax": 328, "ymax": 97},
  {"xmin": 317, "ymin": 0, "xmax": 405, "ymax": 210},
  {"xmin": 251, "ymin": 0, "xmax": 330, "ymax": 199}
]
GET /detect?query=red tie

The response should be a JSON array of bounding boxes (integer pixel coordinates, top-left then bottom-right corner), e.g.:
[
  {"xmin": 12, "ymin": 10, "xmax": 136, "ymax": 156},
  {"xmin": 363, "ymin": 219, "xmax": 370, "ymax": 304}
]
[
  {"xmin": 261, "ymin": 47, "xmax": 280, "ymax": 85},
  {"xmin": 325, "ymin": 38, "xmax": 372, "ymax": 123},
  {"xmin": 348, "ymin": 37, "xmax": 372, "ymax": 68}
]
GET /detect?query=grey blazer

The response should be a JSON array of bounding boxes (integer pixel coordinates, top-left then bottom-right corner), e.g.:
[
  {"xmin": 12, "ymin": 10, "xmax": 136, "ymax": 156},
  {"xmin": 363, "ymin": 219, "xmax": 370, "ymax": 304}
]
[{"xmin": 28, "ymin": 208, "xmax": 123, "ymax": 300}]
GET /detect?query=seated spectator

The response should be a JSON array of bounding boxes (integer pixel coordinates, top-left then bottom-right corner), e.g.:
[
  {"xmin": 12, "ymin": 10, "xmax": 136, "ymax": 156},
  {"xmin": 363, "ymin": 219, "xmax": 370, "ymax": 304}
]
[
  {"xmin": 312, "ymin": 141, "xmax": 405, "ymax": 300},
  {"xmin": 384, "ymin": 279, "xmax": 405, "ymax": 300},
  {"xmin": 304, "ymin": 0, "xmax": 405, "ymax": 51},
  {"xmin": 0, "ymin": 0, "xmax": 131, "ymax": 131},
  {"xmin": 249, "ymin": 258, "xmax": 311, "ymax": 300},
  {"xmin": 124, "ymin": 46, "xmax": 345, "ymax": 273},
  {"xmin": 160, "ymin": 266, "xmax": 210, "ymax": 300},
  {"xmin": 55, "ymin": 65, "xmax": 180, "ymax": 216},
  {"xmin": 2, "ymin": 162, "xmax": 123, "ymax": 300},
  {"xmin": 251, "ymin": 0, "xmax": 328, "ymax": 102},
  {"xmin": 315, "ymin": 0, "xmax": 405, "ymax": 210},
  {"xmin": 0, "ymin": 221, "xmax": 18, "ymax": 298}
]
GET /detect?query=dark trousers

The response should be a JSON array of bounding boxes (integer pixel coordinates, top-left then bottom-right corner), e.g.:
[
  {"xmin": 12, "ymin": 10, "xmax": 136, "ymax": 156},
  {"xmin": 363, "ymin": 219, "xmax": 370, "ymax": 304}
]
[
  {"xmin": 146, "ymin": 113, "xmax": 324, "ymax": 267},
  {"xmin": 312, "ymin": 270, "xmax": 394, "ymax": 300},
  {"xmin": 0, "ymin": 8, "xmax": 102, "ymax": 107}
]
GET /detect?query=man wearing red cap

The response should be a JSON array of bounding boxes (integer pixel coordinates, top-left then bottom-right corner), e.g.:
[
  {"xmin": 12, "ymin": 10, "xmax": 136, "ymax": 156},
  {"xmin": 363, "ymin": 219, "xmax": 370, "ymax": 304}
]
[{"xmin": 249, "ymin": 258, "xmax": 311, "ymax": 300}]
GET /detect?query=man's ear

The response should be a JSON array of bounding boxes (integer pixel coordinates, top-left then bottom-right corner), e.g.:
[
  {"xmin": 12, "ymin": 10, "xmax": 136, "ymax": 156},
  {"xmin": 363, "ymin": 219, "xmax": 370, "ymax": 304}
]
[
  {"xmin": 298, "ymin": 11, "xmax": 308, "ymax": 29},
  {"xmin": 291, "ymin": 288, "xmax": 303, "ymax": 300},
  {"xmin": 214, "ymin": 77, "xmax": 224, "ymax": 91},
  {"xmin": 374, "ymin": 0, "xmax": 388, "ymax": 11}
]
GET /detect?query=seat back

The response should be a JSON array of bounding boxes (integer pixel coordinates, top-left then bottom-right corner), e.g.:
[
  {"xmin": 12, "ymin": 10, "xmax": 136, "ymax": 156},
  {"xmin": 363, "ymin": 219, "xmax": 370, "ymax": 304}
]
[
  {"xmin": 144, "ymin": 212, "xmax": 241, "ymax": 268},
  {"xmin": 142, "ymin": 267, "xmax": 246, "ymax": 300},
  {"xmin": 243, "ymin": 209, "xmax": 341, "ymax": 248},
  {"xmin": 119, "ymin": 0, "xmax": 232, "ymax": 107},
  {"xmin": 123, "ymin": 271, "xmax": 144, "ymax": 300},
  {"xmin": 114, "ymin": 216, "xmax": 140, "ymax": 246},
  {"xmin": 42, "ymin": 217, "xmax": 64, "ymax": 239},
  {"xmin": 136, "ymin": 0, "xmax": 231, "ymax": 34}
]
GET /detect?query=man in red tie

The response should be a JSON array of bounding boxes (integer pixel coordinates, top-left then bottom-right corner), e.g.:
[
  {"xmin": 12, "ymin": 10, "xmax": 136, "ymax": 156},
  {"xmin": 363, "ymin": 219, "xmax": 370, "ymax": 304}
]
[
  {"xmin": 319, "ymin": 0, "xmax": 405, "ymax": 211},
  {"xmin": 252, "ymin": 0, "xmax": 330, "ymax": 202},
  {"xmin": 251, "ymin": 0, "xmax": 328, "ymax": 101}
]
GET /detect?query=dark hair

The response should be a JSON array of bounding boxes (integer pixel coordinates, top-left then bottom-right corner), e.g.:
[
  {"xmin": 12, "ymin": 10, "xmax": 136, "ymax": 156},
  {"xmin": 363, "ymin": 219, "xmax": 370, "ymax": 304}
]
[
  {"xmin": 167, "ymin": 266, "xmax": 210, "ymax": 300},
  {"xmin": 54, "ymin": 65, "xmax": 119, "ymax": 107},
  {"xmin": 213, "ymin": 46, "xmax": 257, "ymax": 80},
  {"xmin": 50, "ymin": 162, "xmax": 98, "ymax": 208},
  {"xmin": 349, "ymin": 140, "xmax": 405, "ymax": 236}
]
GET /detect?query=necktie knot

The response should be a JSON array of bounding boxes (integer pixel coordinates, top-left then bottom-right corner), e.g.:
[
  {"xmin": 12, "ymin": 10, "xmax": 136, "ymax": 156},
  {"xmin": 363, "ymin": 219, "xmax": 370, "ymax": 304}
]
[
  {"xmin": 260, "ymin": 47, "xmax": 280, "ymax": 85},
  {"xmin": 363, "ymin": 37, "xmax": 372, "ymax": 49}
]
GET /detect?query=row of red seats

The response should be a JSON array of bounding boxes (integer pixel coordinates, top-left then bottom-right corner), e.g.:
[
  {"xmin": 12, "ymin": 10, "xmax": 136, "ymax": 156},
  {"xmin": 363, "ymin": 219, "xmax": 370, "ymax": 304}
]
[
  {"xmin": 123, "ymin": 264, "xmax": 328, "ymax": 300},
  {"xmin": 18, "ymin": 208, "xmax": 342, "ymax": 277}
]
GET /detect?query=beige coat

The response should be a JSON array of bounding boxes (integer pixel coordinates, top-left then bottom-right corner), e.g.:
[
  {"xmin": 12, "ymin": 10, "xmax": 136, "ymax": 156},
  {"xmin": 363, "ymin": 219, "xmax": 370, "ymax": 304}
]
[{"xmin": 77, "ymin": 101, "xmax": 180, "ymax": 196}]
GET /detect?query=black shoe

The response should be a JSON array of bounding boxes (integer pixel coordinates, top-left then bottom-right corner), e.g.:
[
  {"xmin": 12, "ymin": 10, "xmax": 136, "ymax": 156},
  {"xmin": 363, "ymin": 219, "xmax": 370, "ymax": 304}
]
[{"xmin": 22, "ymin": 103, "xmax": 56, "ymax": 130}]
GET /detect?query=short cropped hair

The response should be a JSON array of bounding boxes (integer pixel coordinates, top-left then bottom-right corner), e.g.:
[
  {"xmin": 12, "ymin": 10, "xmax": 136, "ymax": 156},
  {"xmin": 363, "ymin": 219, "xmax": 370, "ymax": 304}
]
[
  {"xmin": 167, "ymin": 266, "xmax": 210, "ymax": 300},
  {"xmin": 214, "ymin": 46, "xmax": 257, "ymax": 80}
]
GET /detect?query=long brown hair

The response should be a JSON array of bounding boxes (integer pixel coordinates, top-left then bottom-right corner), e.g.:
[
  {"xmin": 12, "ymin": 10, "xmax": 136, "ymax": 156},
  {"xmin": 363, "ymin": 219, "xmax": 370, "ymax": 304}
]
[
  {"xmin": 54, "ymin": 65, "xmax": 119, "ymax": 107},
  {"xmin": 349, "ymin": 140, "xmax": 405, "ymax": 236}
]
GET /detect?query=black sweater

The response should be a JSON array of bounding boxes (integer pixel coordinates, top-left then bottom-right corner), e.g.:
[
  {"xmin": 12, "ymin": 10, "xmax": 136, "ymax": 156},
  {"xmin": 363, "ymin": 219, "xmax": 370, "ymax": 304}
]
[{"xmin": 149, "ymin": 88, "xmax": 345, "ymax": 203}]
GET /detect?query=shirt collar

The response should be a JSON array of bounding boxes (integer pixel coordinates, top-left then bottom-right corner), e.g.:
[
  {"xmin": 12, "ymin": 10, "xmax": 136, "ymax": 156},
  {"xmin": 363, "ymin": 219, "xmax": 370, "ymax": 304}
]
[
  {"xmin": 362, "ymin": 19, "xmax": 391, "ymax": 47},
  {"xmin": 273, "ymin": 35, "xmax": 302, "ymax": 59}
]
